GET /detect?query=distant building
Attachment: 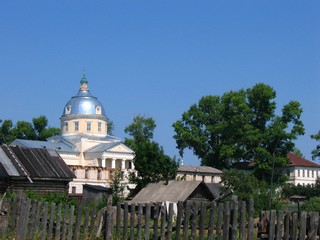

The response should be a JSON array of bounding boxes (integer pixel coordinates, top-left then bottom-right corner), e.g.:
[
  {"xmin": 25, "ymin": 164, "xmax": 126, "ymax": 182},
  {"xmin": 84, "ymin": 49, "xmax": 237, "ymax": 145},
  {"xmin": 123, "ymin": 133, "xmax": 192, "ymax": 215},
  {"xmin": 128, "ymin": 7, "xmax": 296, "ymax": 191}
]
[
  {"xmin": 285, "ymin": 153, "xmax": 320, "ymax": 186},
  {"xmin": 0, "ymin": 144, "xmax": 75, "ymax": 194},
  {"xmin": 11, "ymin": 74, "xmax": 136, "ymax": 195},
  {"xmin": 233, "ymin": 153, "xmax": 320, "ymax": 186},
  {"xmin": 176, "ymin": 165, "xmax": 222, "ymax": 183}
]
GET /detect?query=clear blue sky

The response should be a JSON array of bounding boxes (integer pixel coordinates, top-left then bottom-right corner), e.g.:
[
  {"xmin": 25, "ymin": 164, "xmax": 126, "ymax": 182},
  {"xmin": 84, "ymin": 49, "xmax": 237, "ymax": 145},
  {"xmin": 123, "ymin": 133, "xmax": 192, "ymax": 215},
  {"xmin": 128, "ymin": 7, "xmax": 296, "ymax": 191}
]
[{"xmin": 1, "ymin": 1, "xmax": 319, "ymax": 165}]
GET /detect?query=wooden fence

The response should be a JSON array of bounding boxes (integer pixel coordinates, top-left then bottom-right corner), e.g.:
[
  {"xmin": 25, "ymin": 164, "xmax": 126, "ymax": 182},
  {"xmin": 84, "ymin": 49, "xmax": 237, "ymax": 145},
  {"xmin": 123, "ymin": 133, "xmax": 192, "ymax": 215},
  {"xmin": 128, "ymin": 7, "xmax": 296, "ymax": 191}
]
[
  {"xmin": 257, "ymin": 210, "xmax": 320, "ymax": 240},
  {"xmin": 0, "ymin": 195, "xmax": 257, "ymax": 240}
]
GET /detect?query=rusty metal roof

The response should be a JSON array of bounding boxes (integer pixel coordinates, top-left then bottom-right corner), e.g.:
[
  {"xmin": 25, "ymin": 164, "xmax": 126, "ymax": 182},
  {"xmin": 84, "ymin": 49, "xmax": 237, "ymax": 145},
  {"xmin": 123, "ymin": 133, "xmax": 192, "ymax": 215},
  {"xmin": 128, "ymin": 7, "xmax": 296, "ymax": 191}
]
[{"xmin": 0, "ymin": 145, "xmax": 75, "ymax": 181}]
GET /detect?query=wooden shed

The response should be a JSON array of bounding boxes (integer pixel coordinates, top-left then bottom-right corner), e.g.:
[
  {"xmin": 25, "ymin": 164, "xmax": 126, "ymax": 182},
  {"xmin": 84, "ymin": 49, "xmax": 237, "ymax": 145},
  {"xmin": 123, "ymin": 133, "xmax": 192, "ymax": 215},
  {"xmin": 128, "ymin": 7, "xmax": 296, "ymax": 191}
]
[
  {"xmin": 0, "ymin": 144, "xmax": 75, "ymax": 194},
  {"xmin": 131, "ymin": 180, "xmax": 218, "ymax": 204}
]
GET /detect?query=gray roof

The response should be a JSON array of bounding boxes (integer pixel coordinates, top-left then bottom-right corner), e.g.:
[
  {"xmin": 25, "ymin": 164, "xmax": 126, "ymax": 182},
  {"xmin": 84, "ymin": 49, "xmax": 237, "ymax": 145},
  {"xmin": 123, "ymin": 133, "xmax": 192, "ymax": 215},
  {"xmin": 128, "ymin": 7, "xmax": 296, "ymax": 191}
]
[
  {"xmin": 11, "ymin": 139, "xmax": 73, "ymax": 152},
  {"xmin": 178, "ymin": 165, "xmax": 222, "ymax": 175},
  {"xmin": 131, "ymin": 181, "xmax": 214, "ymax": 204},
  {"xmin": 205, "ymin": 183, "xmax": 221, "ymax": 198},
  {"xmin": 0, "ymin": 145, "xmax": 75, "ymax": 180}
]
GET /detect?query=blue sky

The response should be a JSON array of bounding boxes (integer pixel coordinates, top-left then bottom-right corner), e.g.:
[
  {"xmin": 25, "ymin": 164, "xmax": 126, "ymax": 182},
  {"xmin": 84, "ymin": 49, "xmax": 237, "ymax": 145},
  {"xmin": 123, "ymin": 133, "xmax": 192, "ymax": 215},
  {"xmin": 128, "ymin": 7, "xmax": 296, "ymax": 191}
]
[{"xmin": 0, "ymin": 1, "xmax": 319, "ymax": 165}]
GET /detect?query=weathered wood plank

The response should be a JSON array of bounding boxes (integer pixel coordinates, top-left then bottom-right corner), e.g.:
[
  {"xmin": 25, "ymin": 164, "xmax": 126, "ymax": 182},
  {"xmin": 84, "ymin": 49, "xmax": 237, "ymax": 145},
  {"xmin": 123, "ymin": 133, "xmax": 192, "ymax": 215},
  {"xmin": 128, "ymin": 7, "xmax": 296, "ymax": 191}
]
[
  {"xmin": 66, "ymin": 205, "xmax": 74, "ymax": 240},
  {"xmin": 230, "ymin": 196, "xmax": 238, "ymax": 240},
  {"xmin": 291, "ymin": 212, "xmax": 298, "ymax": 240},
  {"xmin": 166, "ymin": 202, "xmax": 174, "ymax": 240},
  {"xmin": 55, "ymin": 203, "xmax": 62, "ymax": 240},
  {"xmin": 190, "ymin": 201, "xmax": 199, "ymax": 240},
  {"xmin": 247, "ymin": 198, "xmax": 254, "ymax": 240},
  {"xmin": 239, "ymin": 201, "xmax": 246, "ymax": 240},
  {"xmin": 283, "ymin": 211, "xmax": 290, "ymax": 240},
  {"xmin": 48, "ymin": 202, "xmax": 56, "ymax": 240},
  {"xmin": 116, "ymin": 202, "xmax": 121, "ymax": 240},
  {"xmin": 152, "ymin": 202, "xmax": 160, "ymax": 240},
  {"xmin": 199, "ymin": 202, "xmax": 207, "ymax": 240},
  {"xmin": 61, "ymin": 204, "xmax": 69, "ymax": 240},
  {"xmin": 299, "ymin": 211, "xmax": 307, "ymax": 240},
  {"xmin": 183, "ymin": 201, "xmax": 191, "ymax": 239},
  {"xmin": 175, "ymin": 201, "xmax": 184, "ymax": 240},
  {"xmin": 216, "ymin": 202, "xmax": 224, "ymax": 240},
  {"xmin": 207, "ymin": 201, "xmax": 216, "ymax": 240},
  {"xmin": 123, "ymin": 202, "xmax": 129, "ymax": 240},
  {"xmin": 130, "ymin": 203, "xmax": 135, "ymax": 240},
  {"xmin": 137, "ymin": 203, "xmax": 143, "ymax": 240},
  {"xmin": 74, "ymin": 204, "xmax": 83, "ymax": 240},
  {"xmin": 308, "ymin": 212, "xmax": 319, "ymax": 240},
  {"xmin": 222, "ymin": 201, "xmax": 230, "ymax": 240},
  {"xmin": 160, "ymin": 204, "xmax": 166, "ymax": 240},
  {"xmin": 41, "ymin": 202, "xmax": 49, "ymax": 240},
  {"xmin": 145, "ymin": 203, "xmax": 151, "ymax": 240},
  {"xmin": 275, "ymin": 211, "xmax": 283, "ymax": 240}
]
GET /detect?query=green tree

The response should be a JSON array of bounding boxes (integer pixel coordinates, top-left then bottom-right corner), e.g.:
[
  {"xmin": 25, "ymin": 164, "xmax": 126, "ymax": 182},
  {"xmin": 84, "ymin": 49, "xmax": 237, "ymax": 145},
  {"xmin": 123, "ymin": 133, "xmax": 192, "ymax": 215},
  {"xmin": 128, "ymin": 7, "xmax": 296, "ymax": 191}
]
[
  {"xmin": 0, "ymin": 115, "xmax": 60, "ymax": 144},
  {"xmin": 301, "ymin": 197, "xmax": 320, "ymax": 212},
  {"xmin": 311, "ymin": 131, "xmax": 320, "ymax": 160},
  {"xmin": 125, "ymin": 115, "xmax": 179, "ymax": 192},
  {"xmin": 110, "ymin": 170, "xmax": 125, "ymax": 205},
  {"xmin": 173, "ymin": 83, "xmax": 304, "ymax": 182},
  {"xmin": 221, "ymin": 169, "xmax": 283, "ymax": 212}
]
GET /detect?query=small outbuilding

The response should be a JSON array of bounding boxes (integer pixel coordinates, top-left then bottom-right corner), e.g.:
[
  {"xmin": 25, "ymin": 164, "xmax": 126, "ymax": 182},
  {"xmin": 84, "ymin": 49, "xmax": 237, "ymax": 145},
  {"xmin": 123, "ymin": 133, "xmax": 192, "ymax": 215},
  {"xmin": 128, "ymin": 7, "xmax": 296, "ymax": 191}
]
[
  {"xmin": 0, "ymin": 144, "xmax": 75, "ymax": 194},
  {"xmin": 131, "ymin": 180, "xmax": 219, "ymax": 204}
]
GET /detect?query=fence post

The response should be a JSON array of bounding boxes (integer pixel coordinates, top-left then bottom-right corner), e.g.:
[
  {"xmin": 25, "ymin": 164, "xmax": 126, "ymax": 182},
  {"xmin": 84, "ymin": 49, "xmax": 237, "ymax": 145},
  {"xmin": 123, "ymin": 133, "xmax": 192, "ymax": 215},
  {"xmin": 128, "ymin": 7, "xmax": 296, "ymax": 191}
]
[{"xmin": 247, "ymin": 198, "xmax": 254, "ymax": 240}]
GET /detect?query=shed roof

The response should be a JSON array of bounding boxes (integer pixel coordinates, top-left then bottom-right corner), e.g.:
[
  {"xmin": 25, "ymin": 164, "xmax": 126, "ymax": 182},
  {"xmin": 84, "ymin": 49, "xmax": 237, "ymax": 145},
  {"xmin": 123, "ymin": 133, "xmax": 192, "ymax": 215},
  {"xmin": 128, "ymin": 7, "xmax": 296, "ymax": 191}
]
[
  {"xmin": 0, "ymin": 145, "xmax": 75, "ymax": 180},
  {"xmin": 131, "ymin": 180, "xmax": 214, "ymax": 204}
]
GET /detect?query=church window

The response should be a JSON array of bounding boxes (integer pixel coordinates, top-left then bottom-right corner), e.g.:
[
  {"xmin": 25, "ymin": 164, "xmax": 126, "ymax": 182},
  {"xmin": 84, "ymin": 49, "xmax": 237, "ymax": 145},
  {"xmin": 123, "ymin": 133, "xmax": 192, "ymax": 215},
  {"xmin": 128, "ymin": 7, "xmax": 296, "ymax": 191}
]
[
  {"xmin": 64, "ymin": 122, "xmax": 69, "ymax": 131},
  {"xmin": 98, "ymin": 122, "xmax": 102, "ymax": 132},
  {"xmin": 98, "ymin": 170, "xmax": 102, "ymax": 180},
  {"xmin": 72, "ymin": 187, "xmax": 76, "ymax": 194},
  {"xmin": 85, "ymin": 169, "xmax": 89, "ymax": 179},
  {"xmin": 74, "ymin": 121, "xmax": 79, "ymax": 131},
  {"xmin": 86, "ymin": 122, "xmax": 92, "ymax": 131}
]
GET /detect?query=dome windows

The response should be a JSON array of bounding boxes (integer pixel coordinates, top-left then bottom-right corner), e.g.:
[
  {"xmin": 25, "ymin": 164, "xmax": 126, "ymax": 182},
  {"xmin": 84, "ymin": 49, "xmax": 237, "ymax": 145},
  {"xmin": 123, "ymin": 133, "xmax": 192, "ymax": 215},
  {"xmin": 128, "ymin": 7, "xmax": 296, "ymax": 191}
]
[
  {"xmin": 96, "ymin": 106, "xmax": 101, "ymax": 114},
  {"xmin": 65, "ymin": 106, "xmax": 71, "ymax": 114}
]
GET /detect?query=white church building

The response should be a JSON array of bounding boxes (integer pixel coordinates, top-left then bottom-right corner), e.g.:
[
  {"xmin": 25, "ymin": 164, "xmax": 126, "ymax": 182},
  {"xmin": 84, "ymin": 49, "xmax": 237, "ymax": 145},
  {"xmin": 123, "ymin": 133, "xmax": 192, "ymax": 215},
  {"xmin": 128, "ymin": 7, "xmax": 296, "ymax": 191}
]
[{"xmin": 11, "ymin": 74, "xmax": 136, "ymax": 195}]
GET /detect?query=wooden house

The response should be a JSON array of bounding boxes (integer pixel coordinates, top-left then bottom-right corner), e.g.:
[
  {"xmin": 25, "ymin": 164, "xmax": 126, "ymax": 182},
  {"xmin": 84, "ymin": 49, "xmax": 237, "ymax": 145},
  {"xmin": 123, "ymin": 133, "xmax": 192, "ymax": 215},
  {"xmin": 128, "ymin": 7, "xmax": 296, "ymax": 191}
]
[{"xmin": 0, "ymin": 144, "xmax": 75, "ymax": 194}]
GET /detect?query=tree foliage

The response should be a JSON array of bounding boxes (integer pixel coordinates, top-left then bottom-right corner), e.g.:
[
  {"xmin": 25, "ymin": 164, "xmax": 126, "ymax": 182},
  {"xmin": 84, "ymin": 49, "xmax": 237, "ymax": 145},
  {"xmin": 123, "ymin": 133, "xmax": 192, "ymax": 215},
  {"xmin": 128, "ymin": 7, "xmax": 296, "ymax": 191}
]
[
  {"xmin": 311, "ymin": 131, "xmax": 320, "ymax": 160},
  {"xmin": 0, "ymin": 115, "xmax": 60, "ymax": 144},
  {"xmin": 124, "ymin": 115, "xmax": 179, "ymax": 192},
  {"xmin": 110, "ymin": 170, "xmax": 125, "ymax": 205},
  {"xmin": 221, "ymin": 169, "xmax": 283, "ymax": 212},
  {"xmin": 173, "ymin": 83, "xmax": 304, "ymax": 181}
]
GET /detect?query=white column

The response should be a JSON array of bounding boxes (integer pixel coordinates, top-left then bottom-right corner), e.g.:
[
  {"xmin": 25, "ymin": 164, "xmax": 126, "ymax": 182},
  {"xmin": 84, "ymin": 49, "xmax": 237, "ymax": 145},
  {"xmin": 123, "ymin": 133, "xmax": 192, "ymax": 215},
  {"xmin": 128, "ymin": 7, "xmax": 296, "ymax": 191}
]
[
  {"xmin": 121, "ymin": 159, "xmax": 126, "ymax": 169},
  {"xmin": 131, "ymin": 161, "xmax": 135, "ymax": 169},
  {"xmin": 102, "ymin": 158, "xmax": 106, "ymax": 168},
  {"xmin": 112, "ymin": 158, "xmax": 116, "ymax": 169}
]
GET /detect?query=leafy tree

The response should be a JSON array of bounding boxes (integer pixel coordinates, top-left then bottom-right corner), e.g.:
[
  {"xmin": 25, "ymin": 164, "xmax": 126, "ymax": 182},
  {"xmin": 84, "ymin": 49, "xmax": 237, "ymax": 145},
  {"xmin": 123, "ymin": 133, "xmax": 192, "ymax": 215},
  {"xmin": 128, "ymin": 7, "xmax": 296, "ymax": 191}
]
[
  {"xmin": 0, "ymin": 115, "xmax": 60, "ymax": 144},
  {"xmin": 311, "ymin": 131, "xmax": 320, "ymax": 160},
  {"xmin": 110, "ymin": 170, "xmax": 125, "ymax": 205},
  {"xmin": 125, "ymin": 115, "xmax": 179, "ymax": 192},
  {"xmin": 301, "ymin": 197, "xmax": 320, "ymax": 212},
  {"xmin": 221, "ymin": 169, "xmax": 283, "ymax": 212},
  {"xmin": 173, "ymin": 83, "xmax": 304, "ymax": 182}
]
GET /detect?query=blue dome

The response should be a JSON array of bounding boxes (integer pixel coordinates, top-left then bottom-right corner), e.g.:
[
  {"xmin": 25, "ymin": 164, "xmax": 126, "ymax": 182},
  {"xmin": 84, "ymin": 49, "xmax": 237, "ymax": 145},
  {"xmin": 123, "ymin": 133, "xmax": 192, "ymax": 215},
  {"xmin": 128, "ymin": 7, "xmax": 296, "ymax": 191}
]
[
  {"xmin": 62, "ymin": 75, "xmax": 106, "ymax": 117},
  {"xmin": 62, "ymin": 89, "xmax": 106, "ymax": 116}
]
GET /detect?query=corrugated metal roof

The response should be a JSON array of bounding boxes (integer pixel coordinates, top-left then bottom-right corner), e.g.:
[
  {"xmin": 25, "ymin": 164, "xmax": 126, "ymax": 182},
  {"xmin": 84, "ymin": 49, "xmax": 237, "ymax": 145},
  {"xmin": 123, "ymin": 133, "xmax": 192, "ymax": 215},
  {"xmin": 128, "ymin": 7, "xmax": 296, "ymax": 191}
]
[
  {"xmin": 0, "ymin": 145, "xmax": 75, "ymax": 180},
  {"xmin": 11, "ymin": 139, "xmax": 73, "ymax": 152},
  {"xmin": 131, "ymin": 181, "xmax": 211, "ymax": 203}
]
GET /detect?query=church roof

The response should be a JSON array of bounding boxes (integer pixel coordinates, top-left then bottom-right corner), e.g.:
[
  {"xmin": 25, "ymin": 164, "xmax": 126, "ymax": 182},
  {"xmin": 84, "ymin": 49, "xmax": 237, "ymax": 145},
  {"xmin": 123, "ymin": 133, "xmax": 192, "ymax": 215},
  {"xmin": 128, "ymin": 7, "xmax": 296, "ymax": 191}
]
[
  {"xmin": 288, "ymin": 153, "xmax": 320, "ymax": 168},
  {"xmin": 11, "ymin": 139, "xmax": 73, "ymax": 152}
]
